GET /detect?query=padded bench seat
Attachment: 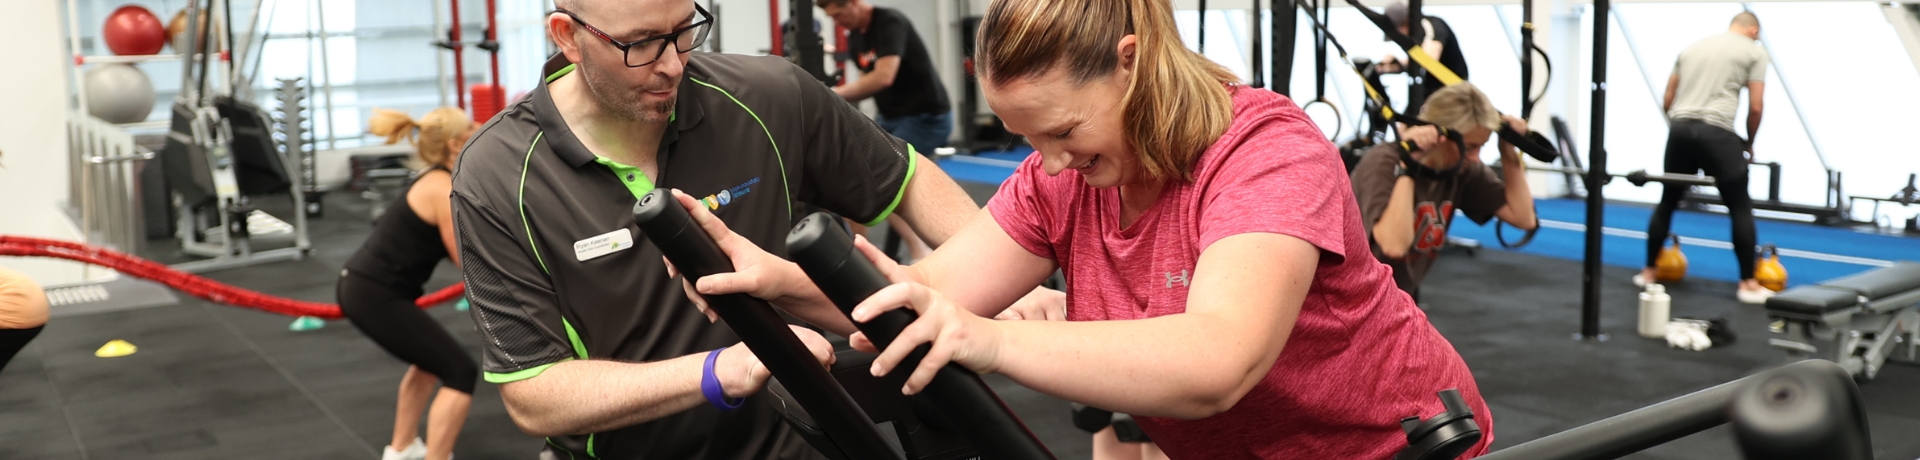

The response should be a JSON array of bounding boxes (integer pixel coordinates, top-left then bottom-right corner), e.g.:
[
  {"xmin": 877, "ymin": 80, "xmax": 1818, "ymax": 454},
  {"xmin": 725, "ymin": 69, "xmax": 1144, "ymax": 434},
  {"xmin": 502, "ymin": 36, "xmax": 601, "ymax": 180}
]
[
  {"xmin": 1821, "ymin": 262, "xmax": 1920, "ymax": 298},
  {"xmin": 1766, "ymin": 262, "xmax": 1920, "ymax": 317},
  {"xmin": 1767, "ymin": 286, "xmax": 1864, "ymax": 317},
  {"xmin": 1764, "ymin": 261, "xmax": 1920, "ymax": 381}
]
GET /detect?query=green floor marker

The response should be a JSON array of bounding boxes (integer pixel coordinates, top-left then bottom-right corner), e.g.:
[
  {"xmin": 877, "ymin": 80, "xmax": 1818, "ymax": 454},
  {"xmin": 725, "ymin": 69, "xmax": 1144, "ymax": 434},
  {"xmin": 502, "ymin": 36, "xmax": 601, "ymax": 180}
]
[
  {"xmin": 289, "ymin": 316, "xmax": 326, "ymax": 331},
  {"xmin": 456, "ymin": 298, "xmax": 470, "ymax": 311}
]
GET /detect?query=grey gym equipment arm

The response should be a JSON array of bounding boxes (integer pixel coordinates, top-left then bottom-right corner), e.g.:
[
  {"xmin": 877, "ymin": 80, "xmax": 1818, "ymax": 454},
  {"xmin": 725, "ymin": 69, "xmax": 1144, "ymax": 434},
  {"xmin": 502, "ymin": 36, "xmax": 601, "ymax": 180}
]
[{"xmin": 1477, "ymin": 359, "xmax": 1870, "ymax": 460}]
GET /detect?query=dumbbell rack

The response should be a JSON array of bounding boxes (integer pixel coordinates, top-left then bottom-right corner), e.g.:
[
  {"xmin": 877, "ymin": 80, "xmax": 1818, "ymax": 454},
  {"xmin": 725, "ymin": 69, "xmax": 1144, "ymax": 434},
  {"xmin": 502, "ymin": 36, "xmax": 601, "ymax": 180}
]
[{"xmin": 274, "ymin": 78, "xmax": 325, "ymax": 218}]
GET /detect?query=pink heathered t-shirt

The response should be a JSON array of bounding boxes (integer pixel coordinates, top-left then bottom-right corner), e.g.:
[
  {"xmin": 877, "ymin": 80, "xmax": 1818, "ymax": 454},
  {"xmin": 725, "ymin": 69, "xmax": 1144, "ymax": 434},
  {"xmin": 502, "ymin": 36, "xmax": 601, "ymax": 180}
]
[{"xmin": 987, "ymin": 87, "xmax": 1493, "ymax": 459}]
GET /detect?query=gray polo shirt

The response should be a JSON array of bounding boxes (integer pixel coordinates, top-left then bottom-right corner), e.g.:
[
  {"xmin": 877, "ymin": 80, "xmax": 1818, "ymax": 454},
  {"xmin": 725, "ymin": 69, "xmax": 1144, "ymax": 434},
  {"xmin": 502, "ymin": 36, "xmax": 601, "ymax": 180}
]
[
  {"xmin": 452, "ymin": 52, "xmax": 918, "ymax": 459},
  {"xmin": 1669, "ymin": 32, "xmax": 1769, "ymax": 133}
]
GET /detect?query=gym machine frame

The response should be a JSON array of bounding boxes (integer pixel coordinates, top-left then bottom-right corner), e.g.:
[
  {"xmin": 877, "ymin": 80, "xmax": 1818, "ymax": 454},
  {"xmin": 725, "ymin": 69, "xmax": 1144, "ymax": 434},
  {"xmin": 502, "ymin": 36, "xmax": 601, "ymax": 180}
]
[
  {"xmin": 166, "ymin": 0, "xmax": 313, "ymax": 274},
  {"xmin": 633, "ymin": 190, "xmax": 1054, "ymax": 460}
]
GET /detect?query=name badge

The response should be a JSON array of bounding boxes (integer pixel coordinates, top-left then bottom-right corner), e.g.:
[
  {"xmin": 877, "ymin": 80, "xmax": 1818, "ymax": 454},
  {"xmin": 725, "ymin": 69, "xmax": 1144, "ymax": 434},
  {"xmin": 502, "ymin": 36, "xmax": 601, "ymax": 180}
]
[{"xmin": 574, "ymin": 228, "xmax": 635, "ymax": 261}]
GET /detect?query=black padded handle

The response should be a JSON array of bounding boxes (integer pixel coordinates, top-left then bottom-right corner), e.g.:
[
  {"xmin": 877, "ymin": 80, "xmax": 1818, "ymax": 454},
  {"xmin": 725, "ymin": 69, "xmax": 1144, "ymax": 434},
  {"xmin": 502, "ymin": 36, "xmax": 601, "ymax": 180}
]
[
  {"xmin": 631, "ymin": 190, "xmax": 902, "ymax": 460},
  {"xmin": 1502, "ymin": 125, "xmax": 1560, "ymax": 163},
  {"xmin": 787, "ymin": 212, "xmax": 1057, "ymax": 460}
]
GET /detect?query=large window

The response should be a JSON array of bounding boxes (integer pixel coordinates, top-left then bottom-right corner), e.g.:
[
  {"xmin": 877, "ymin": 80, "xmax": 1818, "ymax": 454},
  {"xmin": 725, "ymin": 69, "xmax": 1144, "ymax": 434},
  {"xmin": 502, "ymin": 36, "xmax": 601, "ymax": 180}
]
[{"xmin": 1173, "ymin": 2, "xmax": 1918, "ymax": 218}]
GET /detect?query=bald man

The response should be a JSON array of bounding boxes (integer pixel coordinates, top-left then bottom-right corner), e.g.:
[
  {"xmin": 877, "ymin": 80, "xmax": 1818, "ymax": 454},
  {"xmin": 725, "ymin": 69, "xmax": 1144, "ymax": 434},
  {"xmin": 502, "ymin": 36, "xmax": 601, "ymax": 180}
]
[
  {"xmin": 1640, "ymin": 12, "xmax": 1773, "ymax": 304},
  {"xmin": 0, "ymin": 266, "xmax": 48, "ymax": 375}
]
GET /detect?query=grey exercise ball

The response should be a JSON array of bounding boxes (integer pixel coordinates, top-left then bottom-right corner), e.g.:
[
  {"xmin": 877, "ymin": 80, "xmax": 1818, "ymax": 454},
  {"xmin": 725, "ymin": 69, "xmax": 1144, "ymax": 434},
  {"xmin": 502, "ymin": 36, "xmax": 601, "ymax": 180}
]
[{"xmin": 84, "ymin": 63, "xmax": 156, "ymax": 124}]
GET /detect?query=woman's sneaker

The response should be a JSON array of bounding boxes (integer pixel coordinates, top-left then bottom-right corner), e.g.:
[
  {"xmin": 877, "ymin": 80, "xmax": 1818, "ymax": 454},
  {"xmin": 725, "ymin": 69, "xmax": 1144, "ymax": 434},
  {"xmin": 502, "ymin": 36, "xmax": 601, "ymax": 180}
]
[
  {"xmin": 382, "ymin": 438, "xmax": 426, "ymax": 460},
  {"xmin": 1737, "ymin": 287, "xmax": 1776, "ymax": 305}
]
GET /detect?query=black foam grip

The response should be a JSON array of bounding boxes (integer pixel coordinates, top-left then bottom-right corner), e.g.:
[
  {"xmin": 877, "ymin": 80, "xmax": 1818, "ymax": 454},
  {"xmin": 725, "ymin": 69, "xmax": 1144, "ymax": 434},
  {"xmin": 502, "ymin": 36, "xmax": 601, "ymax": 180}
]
[
  {"xmin": 787, "ymin": 212, "xmax": 1057, "ymax": 460},
  {"xmin": 1730, "ymin": 360, "xmax": 1872, "ymax": 460},
  {"xmin": 631, "ymin": 191, "xmax": 902, "ymax": 460},
  {"xmin": 1502, "ymin": 125, "xmax": 1560, "ymax": 163},
  {"xmin": 1070, "ymin": 403, "xmax": 1115, "ymax": 434}
]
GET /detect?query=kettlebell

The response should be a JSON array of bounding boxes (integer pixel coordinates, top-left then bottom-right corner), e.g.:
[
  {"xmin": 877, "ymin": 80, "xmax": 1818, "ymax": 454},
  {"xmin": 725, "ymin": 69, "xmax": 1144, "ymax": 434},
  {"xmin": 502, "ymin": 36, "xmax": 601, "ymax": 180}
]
[
  {"xmin": 1655, "ymin": 234, "xmax": 1688, "ymax": 283},
  {"xmin": 1755, "ymin": 244, "xmax": 1788, "ymax": 292}
]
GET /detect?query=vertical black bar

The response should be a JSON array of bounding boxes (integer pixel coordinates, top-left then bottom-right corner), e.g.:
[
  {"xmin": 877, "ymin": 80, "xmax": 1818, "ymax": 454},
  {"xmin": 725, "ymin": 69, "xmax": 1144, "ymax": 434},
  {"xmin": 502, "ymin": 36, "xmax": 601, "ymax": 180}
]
[
  {"xmin": 1313, "ymin": 0, "xmax": 1327, "ymax": 98},
  {"xmin": 1582, "ymin": 0, "xmax": 1609, "ymax": 341},
  {"xmin": 1199, "ymin": 0, "xmax": 1208, "ymax": 53},
  {"xmin": 1406, "ymin": 0, "xmax": 1426, "ymax": 114},
  {"xmin": 790, "ymin": 0, "xmax": 829, "ymax": 85},
  {"xmin": 1251, "ymin": 2, "xmax": 1264, "ymax": 88},
  {"xmin": 1521, "ymin": 0, "xmax": 1535, "ymax": 117},
  {"xmin": 1768, "ymin": 162, "xmax": 1782, "ymax": 202},
  {"xmin": 1272, "ymin": 0, "xmax": 1296, "ymax": 97},
  {"xmin": 1408, "ymin": 0, "xmax": 1424, "ymax": 42}
]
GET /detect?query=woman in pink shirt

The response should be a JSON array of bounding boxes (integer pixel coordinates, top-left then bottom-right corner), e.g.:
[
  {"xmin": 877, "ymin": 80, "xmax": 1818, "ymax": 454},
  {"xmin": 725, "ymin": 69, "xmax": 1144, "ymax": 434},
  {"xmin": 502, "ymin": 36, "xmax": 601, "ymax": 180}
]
[{"xmin": 674, "ymin": 0, "xmax": 1492, "ymax": 457}]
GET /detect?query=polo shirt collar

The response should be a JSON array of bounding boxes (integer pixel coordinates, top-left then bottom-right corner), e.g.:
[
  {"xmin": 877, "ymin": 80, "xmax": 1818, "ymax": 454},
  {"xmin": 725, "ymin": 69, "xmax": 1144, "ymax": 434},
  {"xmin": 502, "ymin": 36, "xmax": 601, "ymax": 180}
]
[{"xmin": 532, "ymin": 53, "xmax": 707, "ymax": 168}]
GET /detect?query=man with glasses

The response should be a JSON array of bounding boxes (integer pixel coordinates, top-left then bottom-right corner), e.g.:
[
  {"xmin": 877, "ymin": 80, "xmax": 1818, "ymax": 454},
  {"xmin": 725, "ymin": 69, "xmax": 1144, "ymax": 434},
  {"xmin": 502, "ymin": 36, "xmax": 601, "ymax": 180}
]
[{"xmin": 450, "ymin": 0, "xmax": 991, "ymax": 458}]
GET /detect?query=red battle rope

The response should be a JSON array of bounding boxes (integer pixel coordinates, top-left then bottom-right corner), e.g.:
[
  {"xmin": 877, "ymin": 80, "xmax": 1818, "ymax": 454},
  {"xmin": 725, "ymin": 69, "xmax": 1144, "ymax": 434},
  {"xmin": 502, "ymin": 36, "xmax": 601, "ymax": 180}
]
[{"xmin": 0, "ymin": 235, "xmax": 462, "ymax": 319}]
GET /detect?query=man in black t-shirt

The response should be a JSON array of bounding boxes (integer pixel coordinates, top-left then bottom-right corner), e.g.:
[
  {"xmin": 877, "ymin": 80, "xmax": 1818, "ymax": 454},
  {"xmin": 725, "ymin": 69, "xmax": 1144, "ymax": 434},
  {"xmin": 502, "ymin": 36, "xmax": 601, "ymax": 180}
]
[
  {"xmin": 818, "ymin": 0, "xmax": 952, "ymax": 154},
  {"xmin": 818, "ymin": 0, "xmax": 953, "ymax": 261},
  {"xmin": 1376, "ymin": 1, "xmax": 1470, "ymax": 117}
]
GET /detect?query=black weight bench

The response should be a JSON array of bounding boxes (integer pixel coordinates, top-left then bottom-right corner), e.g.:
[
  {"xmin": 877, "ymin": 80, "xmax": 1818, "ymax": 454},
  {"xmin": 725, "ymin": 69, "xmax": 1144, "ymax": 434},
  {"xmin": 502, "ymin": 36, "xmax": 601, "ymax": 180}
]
[{"xmin": 1765, "ymin": 262, "xmax": 1920, "ymax": 380}]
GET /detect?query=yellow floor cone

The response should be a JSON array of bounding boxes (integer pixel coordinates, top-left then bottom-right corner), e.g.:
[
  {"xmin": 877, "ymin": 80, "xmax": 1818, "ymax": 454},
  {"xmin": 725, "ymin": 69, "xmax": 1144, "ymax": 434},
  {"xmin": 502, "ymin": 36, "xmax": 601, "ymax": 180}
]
[{"xmin": 94, "ymin": 339, "xmax": 137, "ymax": 358}]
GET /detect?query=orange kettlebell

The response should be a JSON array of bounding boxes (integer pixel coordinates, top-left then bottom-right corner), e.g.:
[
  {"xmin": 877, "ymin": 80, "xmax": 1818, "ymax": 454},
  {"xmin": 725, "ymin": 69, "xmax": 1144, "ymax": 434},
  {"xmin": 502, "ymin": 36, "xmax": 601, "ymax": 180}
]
[
  {"xmin": 1655, "ymin": 234, "xmax": 1688, "ymax": 283},
  {"xmin": 1755, "ymin": 244, "xmax": 1788, "ymax": 292}
]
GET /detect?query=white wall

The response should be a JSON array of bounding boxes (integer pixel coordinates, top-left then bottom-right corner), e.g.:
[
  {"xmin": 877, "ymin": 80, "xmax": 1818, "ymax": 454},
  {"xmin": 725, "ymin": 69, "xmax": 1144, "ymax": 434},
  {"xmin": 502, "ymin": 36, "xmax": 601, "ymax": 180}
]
[{"xmin": 0, "ymin": 0, "xmax": 87, "ymax": 285}]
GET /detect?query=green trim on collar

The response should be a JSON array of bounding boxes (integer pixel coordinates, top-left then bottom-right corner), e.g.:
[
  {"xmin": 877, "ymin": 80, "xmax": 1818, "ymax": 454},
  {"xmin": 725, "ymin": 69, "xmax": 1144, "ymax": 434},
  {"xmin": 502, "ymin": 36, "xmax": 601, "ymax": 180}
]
[
  {"xmin": 545, "ymin": 64, "xmax": 576, "ymax": 83},
  {"xmin": 592, "ymin": 157, "xmax": 656, "ymax": 200}
]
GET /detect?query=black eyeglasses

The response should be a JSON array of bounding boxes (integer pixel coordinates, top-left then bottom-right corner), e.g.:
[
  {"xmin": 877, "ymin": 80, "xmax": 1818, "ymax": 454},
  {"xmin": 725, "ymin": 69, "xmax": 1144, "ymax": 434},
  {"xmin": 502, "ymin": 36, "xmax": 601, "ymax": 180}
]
[{"xmin": 557, "ymin": 4, "xmax": 713, "ymax": 68}]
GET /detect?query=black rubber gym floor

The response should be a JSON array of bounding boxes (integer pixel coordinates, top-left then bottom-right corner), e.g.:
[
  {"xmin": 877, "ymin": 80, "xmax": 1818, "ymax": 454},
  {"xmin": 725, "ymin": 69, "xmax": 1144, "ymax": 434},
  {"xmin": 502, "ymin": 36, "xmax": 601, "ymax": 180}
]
[{"xmin": 2, "ymin": 186, "xmax": 1916, "ymax": 459}]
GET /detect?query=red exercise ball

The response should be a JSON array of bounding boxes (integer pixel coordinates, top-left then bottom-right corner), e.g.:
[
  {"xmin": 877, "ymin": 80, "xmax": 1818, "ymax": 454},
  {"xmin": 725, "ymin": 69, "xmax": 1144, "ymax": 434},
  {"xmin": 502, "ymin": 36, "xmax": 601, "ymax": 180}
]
[{"xmin": 103, "ymin": 5, "xmax": 167, "ymax": 56}]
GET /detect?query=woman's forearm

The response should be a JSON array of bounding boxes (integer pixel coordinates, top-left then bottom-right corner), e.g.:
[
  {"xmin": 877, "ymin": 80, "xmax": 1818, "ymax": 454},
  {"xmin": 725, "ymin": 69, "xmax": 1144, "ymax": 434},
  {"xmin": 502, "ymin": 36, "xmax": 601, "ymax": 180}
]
[{"xmin": 991, "ymin": 314, "xmax": 1277, "ymax": 420}]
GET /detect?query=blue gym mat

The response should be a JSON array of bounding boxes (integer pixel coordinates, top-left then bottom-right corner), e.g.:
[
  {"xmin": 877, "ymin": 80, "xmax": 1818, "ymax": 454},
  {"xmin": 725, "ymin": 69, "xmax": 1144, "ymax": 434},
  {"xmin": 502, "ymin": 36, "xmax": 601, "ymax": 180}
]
[
  {"xmin": 937, "ymin": 150, "xmax": 1916, "ymax": 288},
  {"xmin": 1447, "ymin": 198, "xmax": 1917, "ymax": 288},
  {"xmin": 936, "ymin": 147, "xmax": 1033, "ymax": 185}
]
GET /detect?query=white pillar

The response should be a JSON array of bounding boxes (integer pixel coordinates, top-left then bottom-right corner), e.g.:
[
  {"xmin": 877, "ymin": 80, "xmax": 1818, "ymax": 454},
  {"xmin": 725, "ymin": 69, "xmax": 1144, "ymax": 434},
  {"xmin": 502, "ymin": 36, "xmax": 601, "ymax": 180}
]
[{"xmin": 0, "ymin": 0, "xmax": 84, "ymax": 285}]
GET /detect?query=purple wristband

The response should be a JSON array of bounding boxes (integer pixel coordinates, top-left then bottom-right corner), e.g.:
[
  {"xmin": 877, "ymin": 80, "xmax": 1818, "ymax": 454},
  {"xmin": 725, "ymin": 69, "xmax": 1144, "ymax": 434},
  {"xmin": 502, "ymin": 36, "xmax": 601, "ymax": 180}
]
[{"xmin": 702, "ymin": 347, "xmax": 744, "ymax": 410}]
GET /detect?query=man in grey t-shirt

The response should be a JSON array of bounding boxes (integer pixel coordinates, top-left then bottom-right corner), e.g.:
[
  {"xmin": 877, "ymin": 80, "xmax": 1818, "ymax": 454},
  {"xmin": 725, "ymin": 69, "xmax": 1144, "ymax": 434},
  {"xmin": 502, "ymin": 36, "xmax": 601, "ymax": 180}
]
[{"xmin": 1639, "ymin": 12, "xmax": 1775, "ymax": 304}]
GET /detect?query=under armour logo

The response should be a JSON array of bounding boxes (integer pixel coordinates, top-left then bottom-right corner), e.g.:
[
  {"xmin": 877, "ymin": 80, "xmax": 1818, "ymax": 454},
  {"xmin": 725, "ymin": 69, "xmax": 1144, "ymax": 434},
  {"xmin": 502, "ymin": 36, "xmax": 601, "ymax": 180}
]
[{"xmin": 1164, "ymin": 270, "xmax": 1190, "ymax": 288}]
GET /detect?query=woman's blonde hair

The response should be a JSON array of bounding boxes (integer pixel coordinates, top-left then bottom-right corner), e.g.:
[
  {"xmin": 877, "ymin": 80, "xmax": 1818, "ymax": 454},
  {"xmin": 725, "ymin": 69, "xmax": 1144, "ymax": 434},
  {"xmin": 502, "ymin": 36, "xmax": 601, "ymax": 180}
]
[
  {"xmin": 1419, "ymin": 83, "xmax": 1502, "ymax": 135},
  {"xmin": 368, "ymin": 107, "xmax": 471, "ymax": 168},
  {"xmin": 977, "ymin": 0, "xmax": 1238, "ymax": 182}
]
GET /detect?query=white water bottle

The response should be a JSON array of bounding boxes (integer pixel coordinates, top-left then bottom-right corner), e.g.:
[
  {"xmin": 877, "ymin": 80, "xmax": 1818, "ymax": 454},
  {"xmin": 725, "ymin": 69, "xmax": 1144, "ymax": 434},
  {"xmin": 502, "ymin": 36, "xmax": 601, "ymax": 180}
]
[{"xmin": 1639, "ymin": 283, "xmax": 1671, "ymax": 339}]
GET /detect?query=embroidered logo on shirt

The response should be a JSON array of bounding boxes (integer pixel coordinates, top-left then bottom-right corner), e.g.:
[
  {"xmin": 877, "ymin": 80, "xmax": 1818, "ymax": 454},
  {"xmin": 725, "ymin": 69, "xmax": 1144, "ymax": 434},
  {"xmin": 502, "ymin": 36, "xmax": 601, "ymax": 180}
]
[
  {"xmin": 1165, "ymin": 270, "xmax": 1190, "ymax": 288},
  {"xmin": 697, "ymin": 177, "xmax": 761, "ymax": 211}
]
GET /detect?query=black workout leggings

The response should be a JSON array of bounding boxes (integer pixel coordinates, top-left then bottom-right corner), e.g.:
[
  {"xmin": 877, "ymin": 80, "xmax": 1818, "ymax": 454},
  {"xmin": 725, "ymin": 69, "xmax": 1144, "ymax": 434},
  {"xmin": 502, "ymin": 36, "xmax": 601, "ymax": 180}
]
[
  {"xmin": 338, "ymin": 272, "xmax": 477, "ymax": 394},
  {"xmin": 1647, "ymin": 119, "xmax": 1757, "ymax": 279},
  {"xmin": 0, "ymin": 325, "xmax": 43, "ymax": 375}
]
